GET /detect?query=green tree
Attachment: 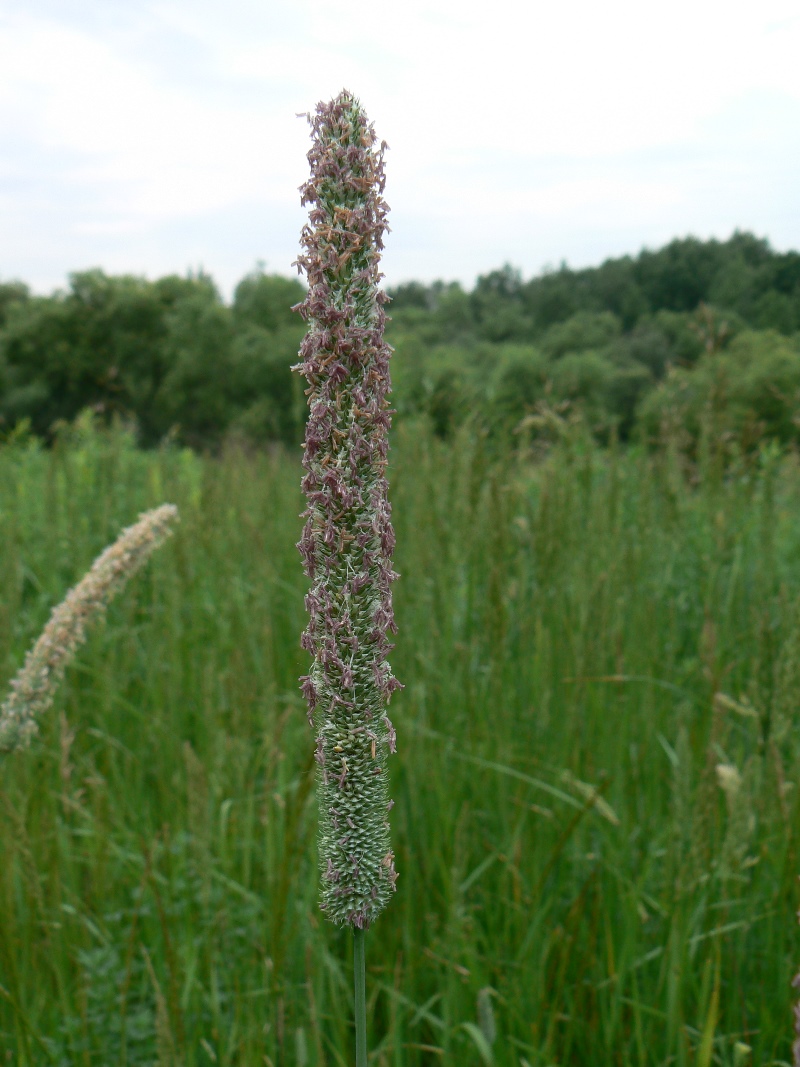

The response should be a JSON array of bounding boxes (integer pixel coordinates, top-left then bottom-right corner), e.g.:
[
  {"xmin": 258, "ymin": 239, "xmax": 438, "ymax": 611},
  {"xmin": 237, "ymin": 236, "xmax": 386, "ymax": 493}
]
[
  {"xmin": 539, "ymin": 311, "xmax": 622, "ymax": 360},
  {"xmin": 0, "ymin": 270, "xmax": 214, "ymax": 443},
  {"xmin": 632, "ymin": 236, "xmax": 725, "ymax": 312},
  {"xmin": 0, "ymin": 281, "xmax": 28, "ymax": 327},
  {"xmin": 154, "ymin": 282, "xmax": 235, "ymax": 449},
  {"xmin": 638, "ymin": 329, "xmax": 800, "ymax": 452},
  {"xmin": 471, "ymin": 265, "xmax": 534, "ymax": 341},
  {"xmin": 228, "ymin": 269, "xmax": 307, "ymax": 444},
  {"xmin": 232, "ymin": 268, "xmax": 305, "ymax": 332}
]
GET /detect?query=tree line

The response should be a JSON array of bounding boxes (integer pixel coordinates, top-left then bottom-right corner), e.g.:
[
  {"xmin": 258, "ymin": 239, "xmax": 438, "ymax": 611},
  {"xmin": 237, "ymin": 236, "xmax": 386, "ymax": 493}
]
[{"xmin": 1, "ymin": 231, "xmax": 799, "ymax": 453}]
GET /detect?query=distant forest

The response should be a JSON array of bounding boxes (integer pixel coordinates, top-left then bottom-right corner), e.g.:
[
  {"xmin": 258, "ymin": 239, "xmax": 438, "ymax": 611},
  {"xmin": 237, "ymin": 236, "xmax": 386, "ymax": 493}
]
[{"xmin": 1, "ymin": 231, "xmax": 799, "ymax": 453}]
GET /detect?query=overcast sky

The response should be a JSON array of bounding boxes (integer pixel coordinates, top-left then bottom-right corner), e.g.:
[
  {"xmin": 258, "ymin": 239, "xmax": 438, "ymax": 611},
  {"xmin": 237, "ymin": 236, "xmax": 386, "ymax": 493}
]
[{"xmin": 1, "ymin": 0, "xmax": 799, "ymax": 299}]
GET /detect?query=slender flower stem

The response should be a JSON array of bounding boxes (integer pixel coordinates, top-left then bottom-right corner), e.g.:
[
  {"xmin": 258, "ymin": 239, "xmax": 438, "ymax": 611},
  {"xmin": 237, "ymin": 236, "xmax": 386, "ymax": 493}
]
[
  {"xmin": 295, "ymin": 88, "xmax": 397, "ymax": 1067},
  {"xmin": 354, "ymin": 927, "xmax": 367, "ymax": 1067}
]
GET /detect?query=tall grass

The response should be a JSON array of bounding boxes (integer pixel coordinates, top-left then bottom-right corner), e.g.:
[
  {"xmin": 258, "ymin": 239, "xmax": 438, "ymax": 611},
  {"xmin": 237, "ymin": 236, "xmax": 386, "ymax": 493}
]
[{"xmin": 1, "ymin": 418, "xmax": 799, "ymax": 1065}]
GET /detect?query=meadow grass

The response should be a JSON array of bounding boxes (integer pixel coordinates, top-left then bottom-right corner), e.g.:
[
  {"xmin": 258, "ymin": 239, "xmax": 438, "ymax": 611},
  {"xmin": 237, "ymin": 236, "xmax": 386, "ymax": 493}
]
[{"xmin": 1, "ymin": 419, "xmax": 800, "ymax": 1065}]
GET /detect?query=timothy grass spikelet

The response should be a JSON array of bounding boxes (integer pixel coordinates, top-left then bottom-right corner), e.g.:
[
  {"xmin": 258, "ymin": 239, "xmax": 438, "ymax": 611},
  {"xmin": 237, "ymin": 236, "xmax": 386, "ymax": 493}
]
[
  {"xmin": 293, "ymin": 90, "xmax": 400, "ymax": 931},
  {"xmin": 0, "ymin": 504, "xmax": 179, "ymax": 754}
]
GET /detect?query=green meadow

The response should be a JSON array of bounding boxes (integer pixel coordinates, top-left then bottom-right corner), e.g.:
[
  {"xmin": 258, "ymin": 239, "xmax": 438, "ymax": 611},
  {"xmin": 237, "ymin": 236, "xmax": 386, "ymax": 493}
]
[{"xmin": 2, "ymin": 419, "xmax": 800, "ymax": 1065}]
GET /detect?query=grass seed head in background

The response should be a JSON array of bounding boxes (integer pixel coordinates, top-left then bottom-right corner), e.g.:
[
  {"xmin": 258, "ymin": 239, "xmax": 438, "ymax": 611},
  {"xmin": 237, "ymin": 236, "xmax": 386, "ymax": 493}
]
[
  {"xmin": 0, "ymin": 503, "xmax": 179, "ymax": 754},
  {"xmin": 293, "ymin": 90, "xmax": 400, "ymax": 930}
]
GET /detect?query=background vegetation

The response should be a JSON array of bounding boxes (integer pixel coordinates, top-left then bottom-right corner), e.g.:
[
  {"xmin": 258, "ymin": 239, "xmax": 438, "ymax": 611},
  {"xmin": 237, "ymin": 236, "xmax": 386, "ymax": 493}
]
[
  {"xmin": 1, "ymin": 231, "xmax": 800, "ymax": 455},
  {"xmin": 2, "ymin": 418, "xmax": 800, "ymax": 1065},
  {"xmin": 2, "ymin": 230, "xmax": 800, "ymax": 1063}
]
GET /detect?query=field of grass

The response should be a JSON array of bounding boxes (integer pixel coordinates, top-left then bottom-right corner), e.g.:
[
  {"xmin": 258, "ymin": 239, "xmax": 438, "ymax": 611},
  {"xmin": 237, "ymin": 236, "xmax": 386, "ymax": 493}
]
[{"xmin": 2, "ymin": 419, "xmax": 800, "ymax": 1065}]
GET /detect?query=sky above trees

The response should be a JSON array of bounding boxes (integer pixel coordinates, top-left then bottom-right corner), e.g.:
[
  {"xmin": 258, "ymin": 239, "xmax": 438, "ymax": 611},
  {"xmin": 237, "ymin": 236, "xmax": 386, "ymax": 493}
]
[{"xmin": 1, "ymin": 0, "xmax": 799, "ymax": 297}]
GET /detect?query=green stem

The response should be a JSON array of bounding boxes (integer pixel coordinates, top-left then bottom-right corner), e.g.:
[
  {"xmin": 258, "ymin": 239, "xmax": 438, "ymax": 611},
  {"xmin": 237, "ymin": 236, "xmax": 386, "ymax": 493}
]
[{"xmin": 354, "ymin": 926, "xmax": 367, "ymax": 1067}]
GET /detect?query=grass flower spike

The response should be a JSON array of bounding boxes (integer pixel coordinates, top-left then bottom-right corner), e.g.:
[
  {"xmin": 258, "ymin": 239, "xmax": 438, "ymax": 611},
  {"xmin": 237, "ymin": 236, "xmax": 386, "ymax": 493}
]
[
  {"xmin": 0, "ymin": 504, "xmax": 179, "ymax": 754},
  {"xmin": 294, "ymin": 90, "xmax": 400, "ymax": 931}
]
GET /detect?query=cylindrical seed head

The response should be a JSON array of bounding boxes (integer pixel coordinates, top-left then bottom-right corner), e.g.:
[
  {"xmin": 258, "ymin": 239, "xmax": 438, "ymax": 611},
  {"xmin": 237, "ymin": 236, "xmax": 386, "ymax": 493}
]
[
  {"xmin": 294, "ymin": 90, "xmax": 400, "ymax": 929},
  {"xmin": 0, "ymin": 504, "xmax": 179, "ymax": 754}
]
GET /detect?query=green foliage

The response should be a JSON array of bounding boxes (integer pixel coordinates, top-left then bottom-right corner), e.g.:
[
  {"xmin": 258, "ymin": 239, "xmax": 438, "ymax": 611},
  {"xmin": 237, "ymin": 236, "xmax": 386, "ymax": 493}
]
[
  {"xmin": 552, "ymin": 350, "xmax": 647, "ymax": 439},
  {"xmin": 708, "ymin": 238, "xmax": 800, "ymax": 334},
  {"xmin": 154, "ymin": 285, "xmax": 236, "ymax": 448},
  {"xmin": 383, "ymin": 232, "xmax": 800, "ymax": 447},
  {"xmin": 389, "ymin": 282, "xmax": 475, "ymax": 352},
  {"xmin": 227, "ymin": 324, "xmax": 304, "ymax": 444},
  {"xmin": 2, "ymin": 420, "xmax": 800, "ymax": 1063},
  {"xmin": 538, "ymin": 310, "xmax": 622, "ymax": 360},
  {"xmin": 232, "ymin": 268, "xmax": 305, "ymax": 333},
  {"xmin": 229, "ymin": 270, "xmax": 306, "ymax": 446},
  {"xmin": 471, "ymin": 265, "xmax": 534, "ymax": 342},
  {"xmin": 633, "ymin": 235, "xmax": 727, "ymax": 312},
  {"xmin": 487, "ymin": 345, "xmax": 550, "ymax": 428},
  {"xmin": 0, "ymin": 269, "xmax": 306, "ymax": 450},
  {"xmin": 0, "ymin": 280, "xmax": 29, "ymax": 327},
  {"xmin": 0, "ymin": 270, "xmax": 216, "ymax": 444},
  {"xmin": 1, "ymin": 233, "xmax": 799, "ymax": 450},
  {"xmin": 639, "ymin": 329, "xmax": 800, "ymax": 454}
]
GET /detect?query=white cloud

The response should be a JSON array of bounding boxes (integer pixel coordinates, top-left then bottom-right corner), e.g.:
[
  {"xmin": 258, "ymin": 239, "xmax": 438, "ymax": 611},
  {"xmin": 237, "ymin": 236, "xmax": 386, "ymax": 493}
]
[
  {"xmin": 0, "ymin": 0, "xmax": 798, "ymax": 294},
  {"xmin": 0, "ymin": 15, "xmax": 303, "ymax": 218}
]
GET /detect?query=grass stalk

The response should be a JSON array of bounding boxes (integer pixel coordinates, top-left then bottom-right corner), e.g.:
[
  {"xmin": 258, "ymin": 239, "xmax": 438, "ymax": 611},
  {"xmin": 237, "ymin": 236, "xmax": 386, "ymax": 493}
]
[
  {"xmin": 294, "ymin": 89, "xmax": 399, "ymax": 1063},
  {"xmin": 354, "ymin": 927, "xmax": 367, "ymax": 1067},
  {"xmin": 2, "ymin": 416, "xmax": 800, "ymax": 1061}
]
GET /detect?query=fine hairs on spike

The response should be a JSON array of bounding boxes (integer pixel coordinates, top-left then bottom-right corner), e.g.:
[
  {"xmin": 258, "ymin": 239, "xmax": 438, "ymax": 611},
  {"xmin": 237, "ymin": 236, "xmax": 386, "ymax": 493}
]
[
  {"xmin": 0, "ymin": 504, "xmax": 179, "ymax": 754},
  {"xmin": 293, "ymin": 90, "xmax": 400, "ymax": 930}
]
